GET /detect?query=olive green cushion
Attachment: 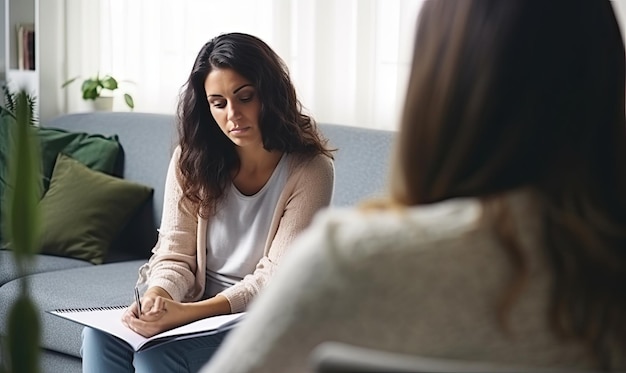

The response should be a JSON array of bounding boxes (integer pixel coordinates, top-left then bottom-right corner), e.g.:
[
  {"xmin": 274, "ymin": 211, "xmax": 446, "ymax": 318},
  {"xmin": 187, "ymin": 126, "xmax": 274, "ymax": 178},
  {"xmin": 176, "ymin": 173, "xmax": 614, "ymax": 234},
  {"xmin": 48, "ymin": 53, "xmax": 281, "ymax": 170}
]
[{"xmin": 39, "ymin": 154, "xmax": 153, "ymax": 264}]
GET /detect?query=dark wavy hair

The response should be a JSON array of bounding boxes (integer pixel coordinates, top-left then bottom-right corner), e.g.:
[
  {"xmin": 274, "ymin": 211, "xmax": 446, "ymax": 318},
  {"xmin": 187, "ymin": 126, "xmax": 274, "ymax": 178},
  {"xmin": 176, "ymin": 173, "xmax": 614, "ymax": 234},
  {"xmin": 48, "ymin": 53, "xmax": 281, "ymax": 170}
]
[
  {"xmin": 176, "ymin": 32, "xmax": 332, "ymax": 217},
  {"xmin": 391, "ymin": 0, "xmax": 626, "ymax": 368}
]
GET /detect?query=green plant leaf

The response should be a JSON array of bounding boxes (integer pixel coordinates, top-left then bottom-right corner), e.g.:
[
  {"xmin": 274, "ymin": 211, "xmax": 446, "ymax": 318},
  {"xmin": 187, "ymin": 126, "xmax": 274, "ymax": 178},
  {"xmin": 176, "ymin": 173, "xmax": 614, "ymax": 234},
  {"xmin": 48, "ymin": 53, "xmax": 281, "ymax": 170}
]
[
  {"xmin": 27, "ymin": 95, "xmax": 38, "ymax": 126},
  {"xmin": 0, "ymin": 106, "xmax": 16, "ymax": 119},
  {"xmin": 60, "ymin": 76, "xmax": 80, "ymax": 88},
  {"xmin": 82, "ymin": 87, "xmax": 99, "ymax": 100},
  {"xmin": 2, "ymin": 89, "xmax": 42, "ymax": 373},
  {"xmin": 7, "ymin": 294, "xmax": 40, "ymax": 373},
  {"xmin": 101, "ymin": 76, "xmax": 118, "ymax": 90},
  {"xmin": 5, "ymin": 91, "xmax": 42, "ymax": 263},
  {"xmin": 81, "ymin": 79, "xmax": 99, "ymax": 94},
  {"xmin": 124, "ymin": 93, "xmax": 134, "ymax": 110},
  {"xmin": 2, "ymin": 84, "xmax": 16, "ymax": 114}
]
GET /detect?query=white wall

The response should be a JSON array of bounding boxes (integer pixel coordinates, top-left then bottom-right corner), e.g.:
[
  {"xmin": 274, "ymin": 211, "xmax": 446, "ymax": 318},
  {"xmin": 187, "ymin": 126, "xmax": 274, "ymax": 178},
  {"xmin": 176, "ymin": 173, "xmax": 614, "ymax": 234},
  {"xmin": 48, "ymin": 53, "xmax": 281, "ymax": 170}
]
[{"xmin": 39, "ymin": 0, "xmax": 65, "ymax": 122}]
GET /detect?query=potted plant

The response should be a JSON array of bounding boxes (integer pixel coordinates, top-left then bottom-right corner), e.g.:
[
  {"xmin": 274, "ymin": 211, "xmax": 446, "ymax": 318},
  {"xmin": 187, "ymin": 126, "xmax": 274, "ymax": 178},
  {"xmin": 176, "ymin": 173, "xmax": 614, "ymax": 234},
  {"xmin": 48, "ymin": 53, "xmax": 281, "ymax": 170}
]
[{"xmin": 62, "ymin": 73, "xmax": 135, "ymax": 111}]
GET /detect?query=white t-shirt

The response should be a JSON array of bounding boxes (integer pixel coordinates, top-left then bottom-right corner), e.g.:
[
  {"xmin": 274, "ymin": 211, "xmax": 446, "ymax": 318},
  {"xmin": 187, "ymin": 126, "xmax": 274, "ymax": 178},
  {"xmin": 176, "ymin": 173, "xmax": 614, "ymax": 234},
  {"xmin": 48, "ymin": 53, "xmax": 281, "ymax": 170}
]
[{"xmin": 204, "ymin": 154, "xmax": 289, "ymax": 297}]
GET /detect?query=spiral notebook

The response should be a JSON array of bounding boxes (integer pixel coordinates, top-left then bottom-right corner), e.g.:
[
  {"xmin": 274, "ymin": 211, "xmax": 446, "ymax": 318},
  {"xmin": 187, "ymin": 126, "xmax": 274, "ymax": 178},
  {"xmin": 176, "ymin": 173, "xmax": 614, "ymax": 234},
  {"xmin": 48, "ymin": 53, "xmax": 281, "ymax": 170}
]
[{"xmin": 48, "ymin": 306, "xmax": 245, "ymax": 352}]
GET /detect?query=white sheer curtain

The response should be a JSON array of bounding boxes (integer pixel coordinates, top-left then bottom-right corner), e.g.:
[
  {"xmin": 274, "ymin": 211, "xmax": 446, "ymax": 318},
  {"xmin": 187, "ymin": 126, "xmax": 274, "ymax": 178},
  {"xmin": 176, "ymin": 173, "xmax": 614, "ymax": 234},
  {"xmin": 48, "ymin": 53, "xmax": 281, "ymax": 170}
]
[{"xmin": 64, "ymin": 0, "xmax": 423, "ymax": 130}]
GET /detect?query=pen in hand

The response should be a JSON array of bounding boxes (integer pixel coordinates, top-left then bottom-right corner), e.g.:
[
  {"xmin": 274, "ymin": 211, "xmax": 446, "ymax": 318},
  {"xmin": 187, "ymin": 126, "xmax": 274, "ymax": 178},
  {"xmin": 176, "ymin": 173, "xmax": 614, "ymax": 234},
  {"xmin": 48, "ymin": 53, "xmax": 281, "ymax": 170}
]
[{"xmin": 134, "ymin": 287, "xmax": 142, "ymax": 315}]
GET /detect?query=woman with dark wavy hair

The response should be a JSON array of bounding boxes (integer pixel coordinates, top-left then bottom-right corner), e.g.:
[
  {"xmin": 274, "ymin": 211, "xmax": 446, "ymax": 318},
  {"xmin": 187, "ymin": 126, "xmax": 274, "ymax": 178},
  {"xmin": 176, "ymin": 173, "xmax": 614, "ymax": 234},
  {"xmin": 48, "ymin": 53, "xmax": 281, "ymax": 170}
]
[
  {"xmin": 81, "ymin": 32, "xmax": 334, "ymax": 372},
  {"xmin": 201, "ymin": 2, "xmax": 626, "ymax": 372}
]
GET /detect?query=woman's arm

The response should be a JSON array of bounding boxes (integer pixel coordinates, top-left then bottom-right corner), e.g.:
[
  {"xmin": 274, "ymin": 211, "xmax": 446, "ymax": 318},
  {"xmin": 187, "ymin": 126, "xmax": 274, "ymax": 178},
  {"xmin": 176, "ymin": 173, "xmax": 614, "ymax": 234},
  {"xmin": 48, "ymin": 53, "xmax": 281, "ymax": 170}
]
[
  {"xmin": 136, "ymin": 146, "xmax": 199, "ymax": 302},
  {"xmin": 219, "ymin": 154, "xmax": 335, "ymax": 313}
]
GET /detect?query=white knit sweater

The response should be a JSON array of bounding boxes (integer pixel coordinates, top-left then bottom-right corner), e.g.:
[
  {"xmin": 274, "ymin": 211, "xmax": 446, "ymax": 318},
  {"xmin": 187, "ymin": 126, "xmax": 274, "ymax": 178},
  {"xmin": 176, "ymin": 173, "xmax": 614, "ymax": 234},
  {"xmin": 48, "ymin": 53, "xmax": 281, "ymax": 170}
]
[{"xmin": 202, "ymin": 189, "xmax": 624, "ymax": 373}]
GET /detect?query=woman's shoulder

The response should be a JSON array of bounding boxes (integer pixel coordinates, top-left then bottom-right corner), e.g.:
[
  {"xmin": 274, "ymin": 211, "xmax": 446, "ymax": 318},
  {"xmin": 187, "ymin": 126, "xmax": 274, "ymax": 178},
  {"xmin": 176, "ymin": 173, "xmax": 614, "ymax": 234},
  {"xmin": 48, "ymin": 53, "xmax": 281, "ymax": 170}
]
[
  {"xmin": 169, "ymin": 144, "xmax": 182, "ymax": 164},
  {"xmin": 305, "ymin": 189, "xmax": 542, "ymax": 265},
  {"xmin": 286, "ymin": 152, "xmax": 334, "ymax": 180},
  {"xmin": 288, "ymin": 152, "xmax": 333, "ymax": 170},
  {"xmin": 310, "ymin": 196, "xmax": 485, "ymax": 258}
]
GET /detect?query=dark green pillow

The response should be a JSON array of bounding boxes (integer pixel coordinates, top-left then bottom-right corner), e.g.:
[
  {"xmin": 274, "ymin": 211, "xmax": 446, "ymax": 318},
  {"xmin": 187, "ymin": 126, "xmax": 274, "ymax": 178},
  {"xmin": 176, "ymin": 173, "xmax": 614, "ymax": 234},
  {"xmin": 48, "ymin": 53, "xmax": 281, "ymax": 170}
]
[
  {"xmin": 37, "ymin": 127, "xmax": 121, "ymax": 192},
  {"xmin": 38, "ymin": 154, "xmax": 153, "ymax": 264}
]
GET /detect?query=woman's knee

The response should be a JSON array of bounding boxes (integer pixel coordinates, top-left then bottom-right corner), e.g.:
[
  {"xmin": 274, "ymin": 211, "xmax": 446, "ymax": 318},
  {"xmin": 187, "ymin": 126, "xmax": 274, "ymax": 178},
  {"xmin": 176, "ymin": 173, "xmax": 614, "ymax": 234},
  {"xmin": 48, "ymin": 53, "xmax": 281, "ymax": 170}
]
[
  {"xmin": 81, "ymin": 327, "xmax": 106, "ymax": 355},
  {"xmin": 133, "ymin": 346, "xmax": 187, "ymax": 372},
  {"xmin": 133, "ymin": 332, "xmax": 229, "ymax": 372},
  {"xmin": 81, "ymin": 327, "xmax": 135, "ymax": 372}
]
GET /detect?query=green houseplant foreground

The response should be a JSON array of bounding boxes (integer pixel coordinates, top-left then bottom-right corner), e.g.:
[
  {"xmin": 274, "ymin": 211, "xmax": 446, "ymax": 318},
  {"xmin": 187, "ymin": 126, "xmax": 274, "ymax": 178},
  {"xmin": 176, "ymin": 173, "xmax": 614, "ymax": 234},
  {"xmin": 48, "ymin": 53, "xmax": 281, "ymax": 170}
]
[{"xmin": 0, "ymin": 90, "xmax": 42, "ymax": 373}]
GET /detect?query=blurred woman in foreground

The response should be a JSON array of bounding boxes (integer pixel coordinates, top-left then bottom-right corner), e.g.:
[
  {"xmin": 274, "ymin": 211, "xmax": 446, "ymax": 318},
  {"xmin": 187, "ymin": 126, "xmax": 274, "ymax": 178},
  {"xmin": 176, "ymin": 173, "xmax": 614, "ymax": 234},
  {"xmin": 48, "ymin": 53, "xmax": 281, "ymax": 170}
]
[{"xmin": 202, "ymin": 1, "xmax": 626, "ymax": 372}]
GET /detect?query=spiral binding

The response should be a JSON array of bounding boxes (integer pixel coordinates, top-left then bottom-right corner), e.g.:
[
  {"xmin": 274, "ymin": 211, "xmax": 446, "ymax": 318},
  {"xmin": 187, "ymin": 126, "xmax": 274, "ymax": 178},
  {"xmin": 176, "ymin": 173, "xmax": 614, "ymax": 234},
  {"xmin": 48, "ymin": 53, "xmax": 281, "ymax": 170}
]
[{"xmin": 51, "ymin": 305, "xmax": 128, "ymax": 313}]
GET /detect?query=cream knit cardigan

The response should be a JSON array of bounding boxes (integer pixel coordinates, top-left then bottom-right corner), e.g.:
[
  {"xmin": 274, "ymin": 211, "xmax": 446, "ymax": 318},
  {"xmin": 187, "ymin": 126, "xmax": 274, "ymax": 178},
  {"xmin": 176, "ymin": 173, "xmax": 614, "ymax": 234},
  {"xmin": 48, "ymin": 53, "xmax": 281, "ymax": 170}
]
[{"xmin": 137, "ymin": 146, "xmax": 334, "ymax": 313}]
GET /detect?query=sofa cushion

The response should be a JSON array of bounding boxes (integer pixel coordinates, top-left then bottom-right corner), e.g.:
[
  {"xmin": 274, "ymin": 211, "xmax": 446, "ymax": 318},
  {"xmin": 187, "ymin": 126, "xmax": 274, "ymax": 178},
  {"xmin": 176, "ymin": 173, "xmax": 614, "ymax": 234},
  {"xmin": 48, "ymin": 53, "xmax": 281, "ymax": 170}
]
[
  {"xmin": 319, "ymin": 124, "xmax": 395, "ymax": 206},
  {"xmin": 0, "ymin": 119, "xmax": 122, "ymax": 246},
  {"xmin": 0, "ymin": 249, "xmax": 92, "ymax": 287},
  {"xmin": 0, "ymin": 260, "xmax": 144, "ymax": 359},
  {"xmin": 42, "ymin": 113, "xmax": 180, "ymax": 263},
  {"xmin": 39, "ymin": 154, "xmax": 153, "ymax": 264},
  {"xmin": 38, "ymin": 127, "xmax": 122, "ymax": 192}
]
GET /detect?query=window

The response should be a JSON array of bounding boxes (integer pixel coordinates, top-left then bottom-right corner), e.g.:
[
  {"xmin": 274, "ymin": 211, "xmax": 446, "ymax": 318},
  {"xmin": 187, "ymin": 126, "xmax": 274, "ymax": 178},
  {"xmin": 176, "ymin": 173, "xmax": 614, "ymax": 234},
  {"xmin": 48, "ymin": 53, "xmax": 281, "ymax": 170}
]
[{"xmin": 66, "ymin": 0, "xmax": 423, "ymax": 129}]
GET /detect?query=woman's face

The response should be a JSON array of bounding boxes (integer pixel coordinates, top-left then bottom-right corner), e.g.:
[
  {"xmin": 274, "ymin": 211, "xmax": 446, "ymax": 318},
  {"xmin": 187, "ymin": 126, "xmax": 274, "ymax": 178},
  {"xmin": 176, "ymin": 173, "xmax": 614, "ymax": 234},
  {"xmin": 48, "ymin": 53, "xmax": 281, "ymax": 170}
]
[{"xmin": 204, "ymin": 67, "xmax": 263, "ymax": 148}]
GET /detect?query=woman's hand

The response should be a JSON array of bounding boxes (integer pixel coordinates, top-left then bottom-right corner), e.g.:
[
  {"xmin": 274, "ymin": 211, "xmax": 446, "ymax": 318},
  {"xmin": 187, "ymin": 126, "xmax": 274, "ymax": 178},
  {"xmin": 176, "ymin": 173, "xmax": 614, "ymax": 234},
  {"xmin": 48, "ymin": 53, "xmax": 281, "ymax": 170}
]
[
  {"xmin": 122, "ymin": 291, "xmax": 233, "ymax": 338},
  {"xmin": 123, "ymin": 297, "xmax": 190, "ymax": 337},
  {"xmin": 122, "ymin": 286, "xmax": 189, "ymax": 338},
  {"xmin": 124, "ymin": 286, "xmax": 170, "ymax": 318},
  {"xmin": 139, "ymin": 286, "xmax": 172, "ymax": 315}
]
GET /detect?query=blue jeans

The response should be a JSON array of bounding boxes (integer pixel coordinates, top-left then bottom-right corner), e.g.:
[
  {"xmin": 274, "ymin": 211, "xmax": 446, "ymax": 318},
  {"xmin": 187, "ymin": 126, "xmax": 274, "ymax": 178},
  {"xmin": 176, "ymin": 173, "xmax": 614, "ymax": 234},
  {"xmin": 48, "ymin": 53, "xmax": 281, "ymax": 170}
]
[{"xmin": 81, "ymin": 327, "xmax": 229, "ymax": 373}]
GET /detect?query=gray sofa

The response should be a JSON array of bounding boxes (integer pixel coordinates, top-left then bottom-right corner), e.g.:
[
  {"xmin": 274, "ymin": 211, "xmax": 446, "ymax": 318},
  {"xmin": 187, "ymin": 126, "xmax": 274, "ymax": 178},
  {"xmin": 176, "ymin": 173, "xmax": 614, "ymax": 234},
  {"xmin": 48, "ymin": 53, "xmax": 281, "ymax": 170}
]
[{"xmin": 0, "ymin": 112, "xmax": 395, "ymax": 373}]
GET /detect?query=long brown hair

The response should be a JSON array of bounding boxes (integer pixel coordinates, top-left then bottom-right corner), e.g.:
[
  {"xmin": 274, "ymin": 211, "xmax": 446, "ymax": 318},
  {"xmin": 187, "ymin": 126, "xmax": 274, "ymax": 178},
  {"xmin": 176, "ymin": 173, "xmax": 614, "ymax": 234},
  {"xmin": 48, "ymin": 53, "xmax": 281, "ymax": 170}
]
[
  {"xmin": 392, "ymin": 0, "xmax": 626, "ymax": 367},
  {"xmin": 177, "ymin": 33, "xmax": 332, "ymax": 217}
]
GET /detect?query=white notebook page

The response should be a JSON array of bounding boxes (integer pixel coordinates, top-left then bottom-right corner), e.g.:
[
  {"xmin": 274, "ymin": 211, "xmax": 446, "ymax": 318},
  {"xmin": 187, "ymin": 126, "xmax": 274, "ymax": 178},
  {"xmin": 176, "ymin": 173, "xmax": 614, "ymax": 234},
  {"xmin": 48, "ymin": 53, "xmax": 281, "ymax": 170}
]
[{"xmin": 48, "ymin": 306, "xmax": 245, "ymax": 352}]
